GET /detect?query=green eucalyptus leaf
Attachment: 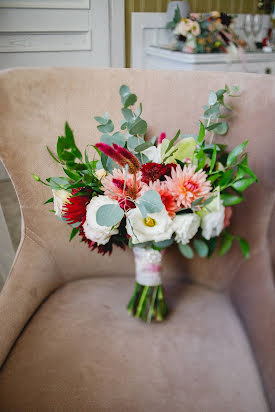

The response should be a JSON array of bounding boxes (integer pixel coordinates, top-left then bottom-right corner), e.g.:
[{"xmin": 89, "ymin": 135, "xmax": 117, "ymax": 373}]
[
  {"xmin": 216, "ymin": 89, "xmax": 226, "ymax": 98},
  {"xmin": 214, "ymin": 122, "xmax": 228, "ymax": 135},
  {"xmin": 137, "ymin": 103, "xmax": 142, "ymax": 117},
  {"xmin": 193, "ymin": 239, "xmax": 209, "ymax": 257},
  {"xmin": 129, "ymin": 117, "xmax": 147, "ymax": 135},
  {"xmin": 153, "ymin": 238, "xmax": 174, "ymax": 249},
  {"xmin": 127, "ymin": 135, "xmax": 144, "ymax": 151},
  {"xmin": 227, "ymin": 140, "xmax": 248, "ymax": 167},
  {"xmin": 49, "ymin": 177, "xmax": 70, "ymax": 190},
  {"xmin": 100, "ymin": 132, "xmax": 125, "ymax": 147},
  {"xmin": 124, "ymin": 93, "xmax": 137, "ymax": 108},
  {"xmin": 178, "ymin": 243, "xmax": 194, "ymax": 259},
  {"xmin": 137, "ymin": 190, "xmax": 164, "ymax": 217},
  {"xmin": 96, "ymin": 204, "xmax": 124, "ymax": 227},
  {"xmin": 208, "ymin": 91, "xmax": 217, "ymax": 106},
  {"xmin": 94, "ymin": 115, "xmax": 109, "ymax": 125},
  {"xmin": 121, "ymin": 120, "xmax": 128, "ymax": 130},
  {"xmin": 97, "ymin": 120, "xmax": 114, "ymax": 133},
  {"xmin": 121, "ymin": 108, "xmax": 135, "ymax": 123}
]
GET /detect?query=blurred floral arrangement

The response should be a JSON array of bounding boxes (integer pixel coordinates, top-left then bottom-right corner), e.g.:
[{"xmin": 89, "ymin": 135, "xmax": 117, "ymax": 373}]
[
  {"xmin": 33, "ymin": 84, "xmax": 257, "ymax": 323},
  {"xmin": 167, "ymin": 8, "xmax": 246, "ymax": 53}
]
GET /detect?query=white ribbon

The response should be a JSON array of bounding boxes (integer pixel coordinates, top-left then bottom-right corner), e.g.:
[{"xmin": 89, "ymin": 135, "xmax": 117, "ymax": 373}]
[{"xmin": 133, "ymin": 247, "xmax": 163, "ymax": 286}]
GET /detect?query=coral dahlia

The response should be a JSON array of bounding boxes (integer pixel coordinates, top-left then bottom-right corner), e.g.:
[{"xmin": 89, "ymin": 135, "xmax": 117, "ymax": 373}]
[
  {"xmin": 165, "ymin": 164, "xmax": 212, "ymax": 209},
  {"xmin": 101, "ymin": 168, "xmax": 143, "ymax": 210},
  {"xmin": 143, "ymin": 180, "xmax": 179, "ymax": 218}
]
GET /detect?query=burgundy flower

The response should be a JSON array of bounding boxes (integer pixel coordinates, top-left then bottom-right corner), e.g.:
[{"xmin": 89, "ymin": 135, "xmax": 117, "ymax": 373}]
[{"xmin": 141, "ymin": 162, "xmax": 177, "ymax": 184}]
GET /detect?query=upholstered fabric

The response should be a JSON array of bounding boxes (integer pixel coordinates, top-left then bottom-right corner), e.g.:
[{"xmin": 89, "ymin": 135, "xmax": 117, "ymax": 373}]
[
  {"xmin": 0, "ymin": 68, "xmax": 274, "ymax": 411},
  {"xmin": 0, "ymin": 278, "xmax": 268, "ymax": 412}
]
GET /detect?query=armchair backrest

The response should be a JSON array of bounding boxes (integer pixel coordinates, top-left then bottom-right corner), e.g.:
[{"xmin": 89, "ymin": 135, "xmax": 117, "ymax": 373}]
[{"xmin": 0, "ymin": 68, "xmax": 274, "ymax": 288}]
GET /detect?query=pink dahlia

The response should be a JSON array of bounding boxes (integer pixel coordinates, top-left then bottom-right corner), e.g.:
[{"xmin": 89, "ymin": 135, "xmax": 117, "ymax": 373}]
[
  {"xmin": 144, "ymin": 180, "xmax": 179, "ymax": 218},
  {"xmin": 165, "ymin": 164, "xmax": 212, "ymax": 209},
  {"xmin": 102, "ymin": 168, "xmax": 143, "ymax": 210}
]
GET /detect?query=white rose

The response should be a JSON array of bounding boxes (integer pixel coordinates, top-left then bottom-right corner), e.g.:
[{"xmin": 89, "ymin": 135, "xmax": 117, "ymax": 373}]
[
  {"xmin": 52, "ymin": 189, "xmax": 71, "ymax": 218},
  {"xmin": 95, "ymin": 168, "xmax": 107, "ymax": 180},
  {"xmin": 142, "ymin": 145, "xmax": 162, "ymax": 163},
  {"xmin": 173, "ymin": 213, "xmax": 200, "ymax": 244},
  {"xmin": 126, "ymin": 207, "xmax": 173, "ymax": 245},
  {"xmin": 83, "ymin": 195, "xmax": 120, "ymax": 245},
  {"xmin": 200, "ymin": 197, "xmax": 225, "ymax": 240}
]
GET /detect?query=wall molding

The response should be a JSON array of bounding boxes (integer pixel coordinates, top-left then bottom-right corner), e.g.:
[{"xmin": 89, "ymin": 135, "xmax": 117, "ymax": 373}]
[{"xmin": 0, "ymin": 0, "xmax": 90, "ymax": 9}]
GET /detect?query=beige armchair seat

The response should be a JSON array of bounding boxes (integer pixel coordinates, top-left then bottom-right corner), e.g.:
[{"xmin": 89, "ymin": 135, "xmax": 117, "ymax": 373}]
[{"xmin": 0, "ymin": 68, "xmax": 274, "ymax": 412}]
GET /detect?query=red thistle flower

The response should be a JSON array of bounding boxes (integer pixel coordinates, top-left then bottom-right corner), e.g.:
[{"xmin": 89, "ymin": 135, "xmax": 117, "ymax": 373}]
[
  {"xmin": 141, "ymin": 162, "xmax": 177, "ymax": 185},
  {"xmin": 63, "ymin": 188, "xmax": 92, "ymax": 227},
  {"xmin": 158, "ymin": 132, "xmax": 166, "ymax": 145},
  {"xmin": 96, "ymin": 143, "xmax": 140, "ymax": 174},
  {"xmin": 79, "ymin": 224, "xmax": 126, "ymax": 255}
]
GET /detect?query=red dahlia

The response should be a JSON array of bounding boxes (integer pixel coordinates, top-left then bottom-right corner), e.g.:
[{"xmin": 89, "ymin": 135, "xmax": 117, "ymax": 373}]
[
  {"xmin": 79, "ymin": 226, "xmax": 126, "ymax": 256},
  {"xmin": 63, "ymin": 188, "xmax": 92, "ymax": 227},
  {"xmin": 141, "ymin": 162, "xmax": 177, "ymax": 185}
]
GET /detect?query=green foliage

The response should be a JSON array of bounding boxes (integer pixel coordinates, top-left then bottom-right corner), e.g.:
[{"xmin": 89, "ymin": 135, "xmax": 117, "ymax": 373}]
[
  {"xmin": 193, "ymin": 239, "xmax": 209, "ymax": 257},
  {"xmin": 198, "ymin": 122, "xmax": 205, "ymax": 144},
  {"xmin": 238, "ymin": 237, "xmax": 250, "ymax": 259},
  {"xmin": 227, "ymin": 141, "xmax": 248, "ymax": 167},
  {"xmin": 96, "ymin": 204, "xmax": 124, "ymax": 227},
  {"xmin": 135, "ymin": 141, "xmax": 153, "ymax": 152},
  {"xmin": 178, "ymin": 243, "xmax": 194, "ymax": 259},
  {"xmin": 137, "ymin": 190, "xmax": 164, "ymax": 218},
  {"xmin": 153, "ymin": 238, "xmax": 174, "ymax": 249},
  {"xmin": 219, "ymin": 232, "xmax": 233, "ymax": 256},
  {"xmin": 129, "ymin": 117, "xmax": 147, "ymax": 136},
  {"xmin": 120, "ymin": 85, "xmax": 137, "ymax": 108},
  {"xmin": 70, "ymin": 227, "xmax": 80, "ymax": 241},
  {"xmin": 221, "ymin": 193, "xmax": 243, "ymax": 206},
  {"xmin": 166, "ymin": 5, "xmax": 181, "ymax": 30},
  {"xmin": 209, "ymin": 144, "xmax": 216, "ymax": 173},
  {"xmin": 100, "ymin": 132, "xmax": 125, "ymax": 147}
]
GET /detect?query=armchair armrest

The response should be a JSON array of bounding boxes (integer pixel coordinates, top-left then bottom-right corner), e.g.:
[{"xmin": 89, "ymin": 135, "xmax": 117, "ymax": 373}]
[{"xmin": 0, "ymin": 229, "xmax": 63, "ymax": 368}]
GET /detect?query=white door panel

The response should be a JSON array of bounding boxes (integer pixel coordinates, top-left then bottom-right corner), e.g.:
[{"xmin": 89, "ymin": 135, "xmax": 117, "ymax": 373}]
[{"xmin": 0, "ymin": 0, "xmax": 125, "ymax": 69}]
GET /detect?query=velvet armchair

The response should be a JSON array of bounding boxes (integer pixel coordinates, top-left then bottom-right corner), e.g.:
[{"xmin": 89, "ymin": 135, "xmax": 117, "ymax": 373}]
[{"xmin": 0, "ymin": 68, "xmax": 274, "ymax": 411}]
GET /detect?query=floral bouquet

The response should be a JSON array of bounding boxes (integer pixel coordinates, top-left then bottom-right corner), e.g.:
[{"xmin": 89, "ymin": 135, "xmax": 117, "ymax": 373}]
[
  {"xmin": 33, "ymin": 84, "xmax": 257, "ymax": 323},
  {"xmin": 167, "ymin": 8, "xmax": 245, "ymax": 53}
]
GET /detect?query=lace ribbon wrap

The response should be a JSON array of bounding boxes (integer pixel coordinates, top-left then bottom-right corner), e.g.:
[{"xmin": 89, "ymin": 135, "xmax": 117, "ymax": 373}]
[{"xmin": 133, "ymin": 247, "xmax": 163, "ymax": 286}]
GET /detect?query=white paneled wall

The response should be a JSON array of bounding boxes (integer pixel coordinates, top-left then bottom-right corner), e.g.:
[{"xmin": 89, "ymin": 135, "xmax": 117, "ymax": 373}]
[{"xmin": 0, "ymin": 0, "xmax": 125, "ymax": 69}]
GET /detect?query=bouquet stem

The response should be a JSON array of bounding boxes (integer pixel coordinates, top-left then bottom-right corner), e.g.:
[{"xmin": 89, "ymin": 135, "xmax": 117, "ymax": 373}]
[
  {"xmin": 127, "ymin": 283, "xmax": 168, "ymax": 322},
  {"xmin": 127, "ymin": 247, "xmax": 168, "ymax": 323}
]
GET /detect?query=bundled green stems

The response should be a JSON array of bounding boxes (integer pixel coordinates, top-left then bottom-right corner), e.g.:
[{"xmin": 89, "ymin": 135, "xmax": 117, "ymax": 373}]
[
  {"xmin": 127, "ymin": 283, "xmax": 168, "ymax": 322},
  {"xmin": 127, "ymin": 247, "xmax": 168, "ymax": 323}
]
